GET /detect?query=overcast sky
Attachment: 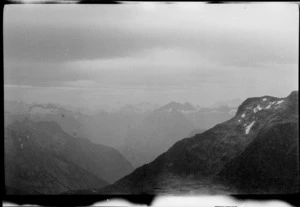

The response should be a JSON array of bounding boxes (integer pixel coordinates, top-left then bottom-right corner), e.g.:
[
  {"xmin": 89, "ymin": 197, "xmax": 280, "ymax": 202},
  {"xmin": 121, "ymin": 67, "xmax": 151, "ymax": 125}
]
[{"xmin": 4, "ymin": 3, "xmax": 298, "ymax": 109}]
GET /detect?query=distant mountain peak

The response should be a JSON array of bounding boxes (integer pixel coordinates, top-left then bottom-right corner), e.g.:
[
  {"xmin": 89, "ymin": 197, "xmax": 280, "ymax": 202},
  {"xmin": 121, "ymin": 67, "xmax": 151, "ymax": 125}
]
[
  {"xmin": 157, "ymin": 101, "xmax": 196, "ymax": 112},
  {"xmin": 117, "ymin": 102, "xmax": 159, "ymax": 113}
]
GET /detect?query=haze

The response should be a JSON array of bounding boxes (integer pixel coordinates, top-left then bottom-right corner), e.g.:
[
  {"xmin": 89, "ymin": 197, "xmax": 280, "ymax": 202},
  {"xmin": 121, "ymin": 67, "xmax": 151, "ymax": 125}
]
[{"xmin": 4, "ymin": 3, "xmax": 298, "ymax": 110}]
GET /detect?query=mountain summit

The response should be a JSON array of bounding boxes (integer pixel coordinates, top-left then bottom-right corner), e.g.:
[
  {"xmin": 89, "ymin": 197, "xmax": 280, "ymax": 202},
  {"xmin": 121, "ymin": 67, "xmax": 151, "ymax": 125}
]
[
  {"xmin": 157, "ymin": 102, "xmax": 196, "ymax": 112},
  {"xmin": 100, "ymin": 91, "xmax": 298, "ymax": 194}
]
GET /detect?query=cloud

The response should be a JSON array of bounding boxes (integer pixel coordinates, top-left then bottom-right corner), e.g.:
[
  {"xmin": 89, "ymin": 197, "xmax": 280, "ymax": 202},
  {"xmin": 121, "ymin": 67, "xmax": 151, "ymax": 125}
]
[
  {"xmin": 4, "ymin": 44, "xmax": 298, "ymax": 92},
  {"xmin": 4, "ymin": 3, "xmax": 298, "ymax": 66},
  {"xmin": 63, "ymin": 47, "xmax": 211, "ymax": 73},
  {"xmin": 59, "ymin": 47, "xmax": 231, "ymax": 87},
  {"xmin": 3, "ymin": 3, "xmax": 298, "ymax": 106},
  {"xmin": 4, "ymin": 61, "xmax": 80, "ymax": 87}
]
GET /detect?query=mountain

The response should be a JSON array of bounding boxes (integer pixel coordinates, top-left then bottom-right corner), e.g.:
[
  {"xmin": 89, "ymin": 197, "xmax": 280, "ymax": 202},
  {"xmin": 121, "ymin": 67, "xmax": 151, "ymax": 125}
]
[
  {"xmin": 5, "ymin": 121, "xmax": 107, "ymax": 194},
  {"xmin": 4, "ymin": 102, "xmax": 84, "ymax": 137},
  {"xmin": 156, "ymin": 101, "xmax": 196, "ymax": 112},
  {"xmin": 100, "ymin": 91, "xmax": 298, "ymax": 194},
  {"xmin": 116, "ymin": 102, "xmax": 160, "ymax": 114},
  {"xmin": 4, "ymin": 101, "xmax": 237, "ymax": 168},
  {"xmin": 5, "ymin": 120, "xmax": 134, "ymax": 194},
  {"xmin": 120, "ymin": 107, "xmax": 197, "ymax": 167},
  {"xmin": 217, "ymin": 91, "xmax": 299, "ymax": 193},
  {"xmin": 118, "ymin": 102, "xmax": 237, "ymax": 168}
]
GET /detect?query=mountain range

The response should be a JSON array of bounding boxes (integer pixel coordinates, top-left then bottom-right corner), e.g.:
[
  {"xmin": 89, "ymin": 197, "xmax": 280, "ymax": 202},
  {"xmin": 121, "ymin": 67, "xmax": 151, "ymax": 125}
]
[
  {"xmin": 4, "ymin": 92, "xmax": 298, "ymax": 195},
  {"xmin": 99, "ymin": 91, "xmax": 299, "ymax": 194},
  {"xmin": 4, "ymin": 100, "xmax": 237, "ymax": 168}
]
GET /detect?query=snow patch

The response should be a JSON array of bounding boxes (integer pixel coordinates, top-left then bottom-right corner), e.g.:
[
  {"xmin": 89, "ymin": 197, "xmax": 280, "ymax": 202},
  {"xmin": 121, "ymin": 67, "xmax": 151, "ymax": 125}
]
[
  {"xmin": 241, "ymin": 113, "xmax": 246, "ymax": 118},
  {"xmin": 263, "ymin": 98, "xmax": 267, "ymax": 101},
  {"xmin": 275, "ymin": 100, "xmax": 284, "ymax": 105},
  {"xmin": 253, "ymin": 105, "xmax": 262, "ymax": 113},
  {"xmin": 245, "ymin": 121, "xmax": 255, "ymax": 135},
  {"xmin": 266, "ymin": 103, "xmax": 272, "ymax": 109},
  {"xmin": 238, "ymin": 119, "xmax": 241, "ymax": 123},
  {"xmin": 265, "ymin": 101, "xmax": 278, "ymax": 109}
]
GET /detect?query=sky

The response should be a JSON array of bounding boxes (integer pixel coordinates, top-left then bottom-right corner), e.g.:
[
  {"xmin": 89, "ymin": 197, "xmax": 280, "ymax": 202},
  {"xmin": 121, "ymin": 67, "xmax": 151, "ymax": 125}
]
[{"xmin": 4, "ymin": 2, "xmax": 299, "ymax": 110}]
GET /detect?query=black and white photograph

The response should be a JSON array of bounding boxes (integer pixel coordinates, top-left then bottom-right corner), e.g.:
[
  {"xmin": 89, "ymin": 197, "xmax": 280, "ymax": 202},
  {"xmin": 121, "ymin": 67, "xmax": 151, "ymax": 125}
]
[{"xmin": 3, "ymin": 1, "xmax": 299, "ymax": 206}]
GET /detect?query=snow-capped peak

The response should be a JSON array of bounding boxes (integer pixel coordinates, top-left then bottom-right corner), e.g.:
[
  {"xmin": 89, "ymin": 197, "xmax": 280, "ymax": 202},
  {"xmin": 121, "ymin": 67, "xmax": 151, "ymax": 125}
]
[{"xmin": 234, "ymin": 94, "xmax": 290, "ymax": 134}]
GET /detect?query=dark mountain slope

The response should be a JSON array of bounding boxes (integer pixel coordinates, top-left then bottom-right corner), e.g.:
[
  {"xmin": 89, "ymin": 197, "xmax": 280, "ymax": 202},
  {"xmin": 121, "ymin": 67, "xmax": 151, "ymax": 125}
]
[
  {"xmin": 217, "ymin": 91, "xmax": 299, "ymax": 193},
  {"xmin": 100, "ymin": 91, "xmax": 299, "ymax": 194},
  {"xmin": 5, "ymin": 125, "xmax": 108, "ymax": 194},
  {"xmin": 5, "ymin": 120, "xmax": 134, "ymax": 194},
  {"xmin": 34, "ymin": 121, "xmax": 134, "ymax": 183}
]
